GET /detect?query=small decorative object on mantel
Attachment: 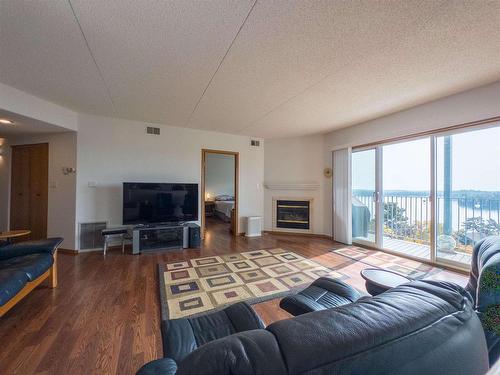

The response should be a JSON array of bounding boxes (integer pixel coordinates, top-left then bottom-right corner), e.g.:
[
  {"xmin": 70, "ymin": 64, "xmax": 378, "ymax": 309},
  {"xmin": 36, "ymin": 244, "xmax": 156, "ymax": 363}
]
[{"xmin": 323, "ymin": 168, "xmax": 332, "ymax": 178}]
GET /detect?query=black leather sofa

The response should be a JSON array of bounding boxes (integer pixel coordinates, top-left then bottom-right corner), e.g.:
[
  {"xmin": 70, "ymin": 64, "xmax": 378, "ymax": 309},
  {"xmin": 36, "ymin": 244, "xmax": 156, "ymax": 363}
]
[
  {"xmin": 0, "ymin": 238, "xmax": 62, "ymax": 317},
  {"xmin": 467, "ymin": 236, "xmax": 500, "ymax": 364},
  {"xmin": 137, "ymin": 280, "xmax": 490, "ymax": 375}
]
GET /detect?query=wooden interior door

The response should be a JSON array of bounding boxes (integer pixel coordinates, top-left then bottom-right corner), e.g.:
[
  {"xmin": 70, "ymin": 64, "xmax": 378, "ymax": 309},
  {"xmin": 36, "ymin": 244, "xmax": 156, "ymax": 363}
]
[{"xmin": 10, "ymin": 143, "xmax": 49, "ymax": 240}]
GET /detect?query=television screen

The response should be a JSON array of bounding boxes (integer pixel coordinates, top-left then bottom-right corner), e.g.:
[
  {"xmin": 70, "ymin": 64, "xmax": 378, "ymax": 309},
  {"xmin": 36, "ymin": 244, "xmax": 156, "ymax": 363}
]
[{"xmin": 123, "ymin": 183, "xmax": 198, "ymax": 225}]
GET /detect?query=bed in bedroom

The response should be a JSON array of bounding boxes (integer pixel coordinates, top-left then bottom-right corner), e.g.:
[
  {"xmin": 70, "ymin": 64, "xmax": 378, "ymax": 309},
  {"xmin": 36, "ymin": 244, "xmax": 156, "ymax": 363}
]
[{"xmin": 213, "ymin": 196, "xmax": 235, "ymax": 222}]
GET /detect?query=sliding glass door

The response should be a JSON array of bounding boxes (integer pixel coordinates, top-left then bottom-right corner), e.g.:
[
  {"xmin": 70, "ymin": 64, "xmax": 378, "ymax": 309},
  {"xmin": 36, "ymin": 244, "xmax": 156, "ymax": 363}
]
[
  {"xmin": 351, "ymin": 123, "xmax": 500, "ymax": 269},
  {"xmin": 382, "ymin": 138, "xmax": 431, "ymax": 260},
  {"xmin": 435, "ymin": 126, "xmax": 500, "ymax": 266},
  {"xmin": 352, "ymin": 149, "xmax": 377, "ymax": 245}
]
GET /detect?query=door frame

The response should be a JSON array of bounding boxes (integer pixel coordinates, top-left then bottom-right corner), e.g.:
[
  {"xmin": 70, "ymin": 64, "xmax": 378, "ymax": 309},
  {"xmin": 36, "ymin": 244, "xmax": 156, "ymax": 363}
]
[{"xmin": 200, "ymin": 149, "xmax": 239, "ymax": 239}]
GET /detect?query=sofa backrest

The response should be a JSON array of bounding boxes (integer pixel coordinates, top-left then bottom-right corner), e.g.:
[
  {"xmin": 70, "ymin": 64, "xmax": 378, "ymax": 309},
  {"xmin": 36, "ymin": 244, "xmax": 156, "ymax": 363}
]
[{"xmin": 176, "ymin": 281, "xmax": 489, "ymax": 375}]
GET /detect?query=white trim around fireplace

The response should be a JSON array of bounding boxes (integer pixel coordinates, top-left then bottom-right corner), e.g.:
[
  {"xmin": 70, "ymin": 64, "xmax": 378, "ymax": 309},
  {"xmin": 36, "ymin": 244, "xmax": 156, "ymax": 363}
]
[{"xmin": 272, "ymin": 197, "xmax": 314, "ymax": 234}]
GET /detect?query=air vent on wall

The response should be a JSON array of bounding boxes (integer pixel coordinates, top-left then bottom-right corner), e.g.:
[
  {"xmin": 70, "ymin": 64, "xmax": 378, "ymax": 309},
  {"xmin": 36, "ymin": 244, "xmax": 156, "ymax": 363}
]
[
  {"xmin": 146, "ymin": 126, "xmax": 160, "ymax": 135},
  {"xmin": 250, "ymin": 139, "xmax": 260, "ymax": 147}
]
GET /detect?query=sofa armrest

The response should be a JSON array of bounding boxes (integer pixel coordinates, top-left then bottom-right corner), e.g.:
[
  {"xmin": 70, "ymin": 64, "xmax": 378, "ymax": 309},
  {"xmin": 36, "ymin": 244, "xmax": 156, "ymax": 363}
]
[
  {"xmin": 0, "ymin": 238, "xmax": 63, "ymax": 260},
  {"xmin": 136, "ymin": 358, "xmax": 177, "ymax": 375}
]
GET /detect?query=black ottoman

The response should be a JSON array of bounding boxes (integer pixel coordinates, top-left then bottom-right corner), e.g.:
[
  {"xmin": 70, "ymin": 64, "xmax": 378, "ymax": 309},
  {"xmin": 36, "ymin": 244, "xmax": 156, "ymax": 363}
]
[{"xmin": 280, "ymin": 277, "xmax": 361, "ymax": 316}]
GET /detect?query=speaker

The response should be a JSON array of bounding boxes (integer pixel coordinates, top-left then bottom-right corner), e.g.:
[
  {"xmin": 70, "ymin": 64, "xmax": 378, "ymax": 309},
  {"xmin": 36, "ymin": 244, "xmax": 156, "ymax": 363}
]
[
  {"xmin": 182, "ymin": 225, "xmax": 189, "ymax": 248},
  {"xmin": 187, "ymin": 223, "xmax": 201, "ymax": 248}
]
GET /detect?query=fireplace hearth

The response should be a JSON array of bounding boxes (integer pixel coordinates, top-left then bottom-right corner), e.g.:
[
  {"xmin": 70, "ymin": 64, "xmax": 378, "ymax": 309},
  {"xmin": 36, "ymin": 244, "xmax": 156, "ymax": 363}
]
[{"xmin": 275, "ymin": 199, "xmax": 310, "ymax": 230}]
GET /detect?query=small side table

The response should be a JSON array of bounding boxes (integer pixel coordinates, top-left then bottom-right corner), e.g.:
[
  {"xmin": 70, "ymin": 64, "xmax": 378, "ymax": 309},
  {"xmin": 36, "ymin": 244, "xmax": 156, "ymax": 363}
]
[
  {"xmin": 205, "ymin": 200, "xmax": 215, "ymax": 217},
  {"xmin": 0, "ymin": 230, "xmax": 31, "ymax": 246},
  {"xmin": 360, "ymin": 268, "xmax": 412, "ymax": 296}
]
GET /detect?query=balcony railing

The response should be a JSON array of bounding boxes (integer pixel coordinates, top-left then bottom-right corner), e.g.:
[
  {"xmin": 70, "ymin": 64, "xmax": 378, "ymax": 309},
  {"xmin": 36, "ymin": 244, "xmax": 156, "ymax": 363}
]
[{"xmin": 354, "ymin": 194, "xmax": 500, "ymax": 254}]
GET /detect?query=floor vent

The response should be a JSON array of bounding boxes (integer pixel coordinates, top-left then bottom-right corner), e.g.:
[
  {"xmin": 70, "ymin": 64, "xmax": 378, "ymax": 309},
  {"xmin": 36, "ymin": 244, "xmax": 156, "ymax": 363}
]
[{"xmin": 79, "ymin": 222, "xmax": 107, "ymax": 250}]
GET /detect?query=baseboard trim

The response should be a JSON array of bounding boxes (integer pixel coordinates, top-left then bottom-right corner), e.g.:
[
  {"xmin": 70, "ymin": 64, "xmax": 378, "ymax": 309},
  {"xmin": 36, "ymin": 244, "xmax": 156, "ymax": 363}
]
[
  {"xmin": 58, "ymin": 248, "xmax": 78, "ymax": 255},
  {"xmin": 263, "ymin": 230, "xmax": 332, "ymax": 239}
]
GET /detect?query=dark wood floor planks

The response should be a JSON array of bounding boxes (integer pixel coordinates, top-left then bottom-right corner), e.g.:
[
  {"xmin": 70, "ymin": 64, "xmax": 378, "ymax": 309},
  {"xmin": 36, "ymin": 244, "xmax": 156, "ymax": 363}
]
[{"xmin": 0, "ymin": 218, "xmax": 465, "ymax": 374}]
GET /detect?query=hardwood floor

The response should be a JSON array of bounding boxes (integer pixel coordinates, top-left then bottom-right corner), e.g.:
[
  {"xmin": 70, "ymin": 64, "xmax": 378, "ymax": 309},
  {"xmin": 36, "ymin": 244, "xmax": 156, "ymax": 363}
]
[{"xmin": 0, "ymin": 218, "xmax": 466, "ymax": 375}]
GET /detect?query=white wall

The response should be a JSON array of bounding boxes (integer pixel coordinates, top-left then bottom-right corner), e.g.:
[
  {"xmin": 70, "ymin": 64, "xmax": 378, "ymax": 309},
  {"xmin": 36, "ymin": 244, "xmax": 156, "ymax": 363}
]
[
  {"xmin": 322, "ymin": 80, "xmax": 500, "ymax": 235},
  {"xmin": 205, "ymin": 153, "xmax": 235, "ymax": 198},
  {"xmin": 264, "ymin": 134, "xmax": 330, "ymax": 235},
  {"xmin": 0, "ymin": 132, "xmax": 77, "ymax": 249},
  {"xmin": 0, "ymin": 83, "xmax": 78, "ymax": 132},
  {"xmin": 76, "ymin": 114, "xmax": 264, "ymax": 248}
]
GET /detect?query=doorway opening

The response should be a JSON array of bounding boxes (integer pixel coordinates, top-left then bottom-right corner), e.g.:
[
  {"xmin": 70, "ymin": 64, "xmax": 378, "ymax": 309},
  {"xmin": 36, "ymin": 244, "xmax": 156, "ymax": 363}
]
[{"xmin": 201, "ymin": 149, "xmax": 239, "ymax": 239}]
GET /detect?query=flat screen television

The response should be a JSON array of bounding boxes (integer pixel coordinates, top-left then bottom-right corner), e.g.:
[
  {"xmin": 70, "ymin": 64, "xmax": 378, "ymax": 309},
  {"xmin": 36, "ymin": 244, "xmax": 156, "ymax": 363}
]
[{"xmin": 123, "ymin": 182, "xmax": 198, "ymax": 225}]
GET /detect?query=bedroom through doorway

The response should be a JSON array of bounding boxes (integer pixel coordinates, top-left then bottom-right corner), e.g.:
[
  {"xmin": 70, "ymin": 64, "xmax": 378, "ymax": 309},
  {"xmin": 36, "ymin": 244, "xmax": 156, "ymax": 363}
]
[{"xmin": 201, "ymin": 149, "xmax": 239, "ymax": 239}]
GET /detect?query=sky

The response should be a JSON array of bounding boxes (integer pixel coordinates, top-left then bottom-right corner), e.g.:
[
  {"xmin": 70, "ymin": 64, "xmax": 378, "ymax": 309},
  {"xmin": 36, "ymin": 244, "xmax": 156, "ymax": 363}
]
[{"xmin": 352, "ymin": 125, "xmax": 500, "ymax": 192}]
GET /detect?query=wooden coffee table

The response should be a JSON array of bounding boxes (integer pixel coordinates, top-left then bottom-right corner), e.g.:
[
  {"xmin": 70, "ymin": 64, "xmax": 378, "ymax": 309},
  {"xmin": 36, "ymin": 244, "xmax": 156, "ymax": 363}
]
[
  {"xmin": 360, "ymin": 268, "xmax": 412, "ymax": 296},
  {"xmin": 0, "ymin": 230, "xmax": 31, "ymax": 245}
]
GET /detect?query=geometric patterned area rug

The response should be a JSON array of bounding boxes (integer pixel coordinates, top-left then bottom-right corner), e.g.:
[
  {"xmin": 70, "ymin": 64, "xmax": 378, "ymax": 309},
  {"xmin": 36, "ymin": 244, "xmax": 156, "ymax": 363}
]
[
  {"xmin": 159, "ymin": 248, "xmax": 346, "ymax": 319},
  {"xmin": 332, "ymin": 247, "xmax": 440, "ymax": 279}
]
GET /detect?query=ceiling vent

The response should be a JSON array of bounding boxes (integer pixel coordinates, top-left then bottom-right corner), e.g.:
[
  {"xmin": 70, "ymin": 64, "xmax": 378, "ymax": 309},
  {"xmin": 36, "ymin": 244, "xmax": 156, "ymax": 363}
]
[
  {"xmin": 146, "ymin": 126, "xmax": 160, "ymax": 135},
  {"xmin": 250, "ymin": 139, "xmax": 260, "ymax": 147}
]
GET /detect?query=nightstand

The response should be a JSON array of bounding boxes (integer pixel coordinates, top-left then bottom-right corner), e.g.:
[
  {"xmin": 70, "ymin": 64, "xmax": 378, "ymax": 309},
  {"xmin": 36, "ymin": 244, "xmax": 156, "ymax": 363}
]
[{"xmin": 205, "ymin": 200, "xmax": 215, "ymax": 217}]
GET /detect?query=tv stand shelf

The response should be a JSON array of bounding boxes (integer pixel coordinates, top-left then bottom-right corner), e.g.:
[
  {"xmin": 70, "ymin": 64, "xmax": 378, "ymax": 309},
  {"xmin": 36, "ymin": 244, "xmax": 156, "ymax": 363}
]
[{"xmin": 132, "ymin": 224, "xmax": 185, "ymax": 254}]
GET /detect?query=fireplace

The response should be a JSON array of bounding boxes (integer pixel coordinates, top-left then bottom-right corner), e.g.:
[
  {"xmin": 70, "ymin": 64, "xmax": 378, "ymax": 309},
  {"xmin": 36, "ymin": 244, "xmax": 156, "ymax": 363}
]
[{"xmin": 274, "ymin": 199, "xmax": 311, "ymax": 231}]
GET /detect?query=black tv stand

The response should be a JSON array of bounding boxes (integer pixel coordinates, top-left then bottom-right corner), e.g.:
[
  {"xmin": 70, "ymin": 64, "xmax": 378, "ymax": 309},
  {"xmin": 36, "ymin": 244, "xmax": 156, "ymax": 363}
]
[{"xmin": 132, "ymin": 223, "xmax": 186, "ymax": 254}]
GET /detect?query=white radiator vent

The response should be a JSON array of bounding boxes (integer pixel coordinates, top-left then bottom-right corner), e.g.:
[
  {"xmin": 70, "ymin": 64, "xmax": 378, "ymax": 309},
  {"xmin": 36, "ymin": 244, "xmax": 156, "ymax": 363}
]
[
  {"xmin": 250, "ymin": 139, "xmax": 260, "ymax": 147},
  {"xmin": 146, "ymin": 126, "xmax": 160, "ymax": 135},
  {"xmin": 79, "ymin": 222, "xmax": 106, "ymax": 250}
]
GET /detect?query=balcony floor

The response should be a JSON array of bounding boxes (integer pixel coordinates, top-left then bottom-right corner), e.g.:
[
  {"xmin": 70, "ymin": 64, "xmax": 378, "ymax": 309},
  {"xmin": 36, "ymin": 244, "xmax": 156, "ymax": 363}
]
[{"xmin": 358, "ymin": 235, "xmax": 472, "ymax": 265}]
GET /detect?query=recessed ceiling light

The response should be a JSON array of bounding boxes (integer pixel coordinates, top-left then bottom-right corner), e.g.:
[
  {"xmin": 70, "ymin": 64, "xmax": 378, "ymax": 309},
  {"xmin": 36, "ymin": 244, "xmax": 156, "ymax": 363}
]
[{"xmin": 0, "ymin": 119, "xmax": 14, "ymax": 125}]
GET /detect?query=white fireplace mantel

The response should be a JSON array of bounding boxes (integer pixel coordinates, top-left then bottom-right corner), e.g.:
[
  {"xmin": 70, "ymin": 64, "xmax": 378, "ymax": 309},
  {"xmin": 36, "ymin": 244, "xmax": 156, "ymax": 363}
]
[{"xmin": 264, "ymin": 182, "xmax": 320, "ymax": 191}]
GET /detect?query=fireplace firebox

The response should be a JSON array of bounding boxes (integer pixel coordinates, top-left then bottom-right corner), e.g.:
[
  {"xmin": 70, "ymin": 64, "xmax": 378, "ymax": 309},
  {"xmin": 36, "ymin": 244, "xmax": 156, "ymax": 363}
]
[{"xmin": 276, "ymin": 200, "xmax": 310, "ymax": 230}]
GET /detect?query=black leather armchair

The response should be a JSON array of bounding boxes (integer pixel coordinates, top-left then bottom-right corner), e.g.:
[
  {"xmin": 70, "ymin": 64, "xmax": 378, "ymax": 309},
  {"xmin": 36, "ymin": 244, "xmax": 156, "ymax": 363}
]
[
  {"xmin": 138, "ymin": 280, "xmax": 490, "ymax": 375},
  {"xmin": 465, "ymin": 236, "xmax": 500, "ymax": 365}
]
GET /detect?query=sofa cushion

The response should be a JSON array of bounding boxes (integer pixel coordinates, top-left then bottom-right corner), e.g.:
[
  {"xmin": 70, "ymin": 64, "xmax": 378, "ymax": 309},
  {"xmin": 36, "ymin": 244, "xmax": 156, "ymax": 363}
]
[
  {"xmin": 0, "ymin": 268, "xmax": 29, "ymax": 306},
  {"xmin": 0, "ymin": 253, "xmax": 54, "ymax": 281},
  {"xmin": 0, "ymin": 237, "xmax": 63, "ymax": 261},
  {"xmin": 136, "ymin": 358, "xmax": 177, "ymax": 375},
  {"xmin": 280, "ymin": 277, "xmax": 361, "ymax": 316}
]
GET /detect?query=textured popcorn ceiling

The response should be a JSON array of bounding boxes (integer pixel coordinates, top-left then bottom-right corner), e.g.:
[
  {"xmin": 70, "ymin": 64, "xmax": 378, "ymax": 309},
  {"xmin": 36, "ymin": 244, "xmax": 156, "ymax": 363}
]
[{"xmin": 1, "ymin": 0, "xmax": 500, "ymax": 138}]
